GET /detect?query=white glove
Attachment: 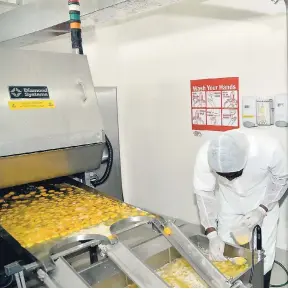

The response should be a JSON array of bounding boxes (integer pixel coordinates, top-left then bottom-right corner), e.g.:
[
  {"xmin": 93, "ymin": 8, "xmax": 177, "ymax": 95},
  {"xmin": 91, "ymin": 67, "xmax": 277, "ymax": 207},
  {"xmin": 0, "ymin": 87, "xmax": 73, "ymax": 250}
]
[
  {"xmin": 207, "ymin": 231, "xmax": 226, "ymax": 261},
  {"xmin": 241, "ymin": 207, "xmax": 267, "ymax": 229}
]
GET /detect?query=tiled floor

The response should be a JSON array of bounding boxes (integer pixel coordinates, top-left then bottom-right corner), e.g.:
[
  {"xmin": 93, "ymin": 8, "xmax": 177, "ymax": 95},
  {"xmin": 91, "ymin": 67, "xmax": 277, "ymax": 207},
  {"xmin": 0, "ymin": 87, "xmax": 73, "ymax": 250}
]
[{"xmin": 271, "ymin": 249, "xmax": 288, "ymax": 288}]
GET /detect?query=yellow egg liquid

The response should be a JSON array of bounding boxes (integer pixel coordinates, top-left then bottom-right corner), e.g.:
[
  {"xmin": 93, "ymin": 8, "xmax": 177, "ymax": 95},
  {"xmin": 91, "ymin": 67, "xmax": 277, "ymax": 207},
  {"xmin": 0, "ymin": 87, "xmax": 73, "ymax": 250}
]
[
  {"xmin": 213, "ymin": 259, "xmax": 249, "ymax": 279},
  {"xmin": 127, "ymin": 257, "xmax": 248, "ymax": 288},
  {"xmin": 235, "ymin": 235, "xmax": 250, "ymax": 245},
  {"xmin": 0, "ymin": 183, "xmax": 150, "ymax": 248}
]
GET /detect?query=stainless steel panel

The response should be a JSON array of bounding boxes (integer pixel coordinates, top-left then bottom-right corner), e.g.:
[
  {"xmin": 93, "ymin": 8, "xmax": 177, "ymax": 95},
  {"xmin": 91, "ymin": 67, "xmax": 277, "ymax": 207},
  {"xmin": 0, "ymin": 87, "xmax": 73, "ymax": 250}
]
[
  {"xmin": 189, "ymin": 235, "xmax": 264, "ymax": 288},
  {"xmin": 0, "ymin": 144, "xmax": 104, "ymax": 188},
  {"xmin": 0, "ymin": 49, "xmax": 105, "ymax": 187},
  {"xmin": 131, "ymin": 230, "xmax": 263, "ymax": 288},
  {"xmin": 50, "ymin": 257, "xmax": 90, "ymax": 288},
  {"xmin": 115, "ymin": 220, "xmax": 198, "ymax": 249},
  {"xmin": 0, "ymin": 49, "xmax": 104, "ymax": 156},
  {"xmin": 106, "ymin": 242, "xmax": 168, "ymax": 287},
  {"xmin": 152, "ymin": 220, "xmax": 230, "ymax": 287},
  {"xmin": 78, "ymin": 225, "xmax": 264, "ymax": 288},
  {"xmin": 79, "ymin": 248, "xmax": 175, "ymax": 288},
  {"xmin": 110, "ymin": 216, "xmax": 153, "ymax": 235},
  {"xmin": 79, "ymin": 259, "xmax": 126, "ymax": 288},
  {"xmin": 126, "ymin": 225, "xmax": 263, "ymax": 288},
  {"xmin": 144, "ymin": 247, "xmax": 172, "ymax": 270},
  {"xmin": 86, "ymin": 87, "xmax": 123, "ymax": 201}
]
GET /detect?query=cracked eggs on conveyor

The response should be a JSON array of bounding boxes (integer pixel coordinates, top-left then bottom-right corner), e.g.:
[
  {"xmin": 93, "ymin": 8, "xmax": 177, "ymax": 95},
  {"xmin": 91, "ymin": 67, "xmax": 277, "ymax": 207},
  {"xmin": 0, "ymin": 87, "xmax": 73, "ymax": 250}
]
[{"xmin": 0, "ymin": 179, "xmax": 151, "ymax": 262}]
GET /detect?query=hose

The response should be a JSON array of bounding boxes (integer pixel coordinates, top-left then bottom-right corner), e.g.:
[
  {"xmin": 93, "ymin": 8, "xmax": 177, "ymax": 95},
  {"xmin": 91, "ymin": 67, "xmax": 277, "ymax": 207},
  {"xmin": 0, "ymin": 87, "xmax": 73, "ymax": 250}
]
[
  {"xmin": 0, "ymin": 271, "xmax": 13, "ymax": 288},
  {"xmin": 270, "ymin": 261, "xmax": 288, "ymax": 287},
  {"xmin": 90, "ymin": 135, "xmax": 113, "ymax": 187}
]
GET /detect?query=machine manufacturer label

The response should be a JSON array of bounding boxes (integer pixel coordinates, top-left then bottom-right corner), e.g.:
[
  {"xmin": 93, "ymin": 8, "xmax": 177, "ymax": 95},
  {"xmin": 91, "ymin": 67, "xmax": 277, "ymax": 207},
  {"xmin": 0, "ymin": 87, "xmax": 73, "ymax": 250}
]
[
  {"xmin": 8, "ymin": 100, "xmax": 55, "ymax": 110},
  {"xmin": 8, "ymin": 86, "xmax": 50, "ymax": 99}
]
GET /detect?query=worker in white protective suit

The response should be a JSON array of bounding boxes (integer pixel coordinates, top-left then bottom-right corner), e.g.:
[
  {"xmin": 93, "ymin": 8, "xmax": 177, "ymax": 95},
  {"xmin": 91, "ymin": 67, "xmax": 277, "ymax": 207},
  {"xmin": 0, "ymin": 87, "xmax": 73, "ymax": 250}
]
[{"xmin": 193, "ymin": 130, "xmax": 288, "ymax": 288}]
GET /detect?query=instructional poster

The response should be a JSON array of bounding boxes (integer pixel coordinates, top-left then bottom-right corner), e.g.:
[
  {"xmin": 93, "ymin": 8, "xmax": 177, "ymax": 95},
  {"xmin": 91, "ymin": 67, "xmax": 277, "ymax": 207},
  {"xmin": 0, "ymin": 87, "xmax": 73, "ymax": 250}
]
[{"xmin": 191, "ymin": 77, "xmax": 239, "ymax": 131}]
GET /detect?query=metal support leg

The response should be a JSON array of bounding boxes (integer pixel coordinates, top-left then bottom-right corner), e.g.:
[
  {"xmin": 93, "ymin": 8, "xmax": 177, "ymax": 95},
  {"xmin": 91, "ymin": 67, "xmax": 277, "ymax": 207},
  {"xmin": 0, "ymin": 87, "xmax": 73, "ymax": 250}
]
[
  {"xmin": 19, "ymin": 271, "xmax": 26, "ymax": 288},
  {"xmin": 89, "ymin": 245, "xmax": 98, "ymax": 264},
  {"xmin": 14, "ymin": 272, "xmax": 26, "ymax": 288},
  {"xmin": 5, "ymin": 262, "xmax": 26, "ymax": 288},
  {"xmin": 15, "ymin": 273, "xmax": 21, "ymax": 288}
]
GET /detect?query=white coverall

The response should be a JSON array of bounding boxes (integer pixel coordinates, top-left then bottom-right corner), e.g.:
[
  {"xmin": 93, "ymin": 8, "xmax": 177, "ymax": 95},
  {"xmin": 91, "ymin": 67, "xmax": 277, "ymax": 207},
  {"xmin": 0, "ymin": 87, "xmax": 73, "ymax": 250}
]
[{"xmin": 193, "ymin": 130, "xmax": 288, "ymax": 274}]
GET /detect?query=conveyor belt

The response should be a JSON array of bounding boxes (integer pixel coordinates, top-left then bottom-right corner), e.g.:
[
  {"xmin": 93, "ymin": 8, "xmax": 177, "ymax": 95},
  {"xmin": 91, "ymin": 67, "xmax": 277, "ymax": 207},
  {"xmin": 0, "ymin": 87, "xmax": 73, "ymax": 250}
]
[
  {"xmin": 0, "ymin": 178, "xmax": 263, "ymax": 288},
  {"xmin": 0, "ymin": 177, "xmax": 151, "ymax": 268}
]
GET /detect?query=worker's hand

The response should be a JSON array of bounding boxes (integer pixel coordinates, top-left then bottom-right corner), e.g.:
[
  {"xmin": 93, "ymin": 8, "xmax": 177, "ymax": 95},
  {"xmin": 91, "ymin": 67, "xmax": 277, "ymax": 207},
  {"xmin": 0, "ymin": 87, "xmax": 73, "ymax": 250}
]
[
  {"xmin": 207, "ymin": 231, "xmax": 226, "ymax": 261},
  {"xmin": 241, "ymin": 207, "xmax": 267, "ymax": 229}
]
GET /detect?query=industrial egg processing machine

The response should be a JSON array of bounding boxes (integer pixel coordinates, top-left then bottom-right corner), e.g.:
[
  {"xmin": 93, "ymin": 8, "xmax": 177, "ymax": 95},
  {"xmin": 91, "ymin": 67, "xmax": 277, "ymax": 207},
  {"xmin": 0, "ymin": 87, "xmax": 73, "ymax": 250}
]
[{"xmin": 0, "ymin": 48, "xmax": 264, "ymax": 288}]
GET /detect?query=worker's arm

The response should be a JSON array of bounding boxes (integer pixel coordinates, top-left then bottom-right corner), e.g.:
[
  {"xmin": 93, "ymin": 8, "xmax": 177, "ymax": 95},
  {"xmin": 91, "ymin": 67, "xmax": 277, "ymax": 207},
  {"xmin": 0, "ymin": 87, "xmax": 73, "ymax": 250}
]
[
  {"xmin": 195, "ymin": 193, "xmax": 217, "ymax": 234},
  {"xmin": 261, "ymin": 141, "xmax": 288, "ymax": 212},
  {"xmin": 193, "ymin": 143, "xmax": 217, "ymax": 232}
]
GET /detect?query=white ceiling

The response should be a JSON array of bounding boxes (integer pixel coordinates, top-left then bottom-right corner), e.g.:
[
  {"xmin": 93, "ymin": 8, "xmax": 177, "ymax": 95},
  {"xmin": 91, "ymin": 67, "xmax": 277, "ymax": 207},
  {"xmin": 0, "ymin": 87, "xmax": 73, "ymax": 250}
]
[
  {"xmin": 0, "ymin": 0, "xmax": 285, "ymax": 46},
  {"xmin": 0, "ymin": 0, "xmax": 38, "ymax": 14},
  {"xmin": 205, "ymin": 0, "xmax": 285, "ymax": 15},
  {"xmin": 0, "ymin": 0, "xmax": 284, "ymax": 17}
]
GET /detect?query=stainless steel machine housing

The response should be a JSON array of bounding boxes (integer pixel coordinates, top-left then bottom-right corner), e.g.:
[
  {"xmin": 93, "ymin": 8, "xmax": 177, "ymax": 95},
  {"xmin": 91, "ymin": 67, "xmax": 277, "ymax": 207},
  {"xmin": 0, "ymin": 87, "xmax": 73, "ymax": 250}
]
[{"xmin": 0, "ymin": 49, "xmax": 105, "ymax": 188}]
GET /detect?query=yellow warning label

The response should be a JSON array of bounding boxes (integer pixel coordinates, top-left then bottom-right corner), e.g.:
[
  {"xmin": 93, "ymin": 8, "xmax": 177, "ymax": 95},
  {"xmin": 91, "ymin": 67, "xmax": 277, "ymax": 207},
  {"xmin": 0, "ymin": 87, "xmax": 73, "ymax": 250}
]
[{"xmin": 8, "ymin": 100, "xmax": 55, "ymax": 110}]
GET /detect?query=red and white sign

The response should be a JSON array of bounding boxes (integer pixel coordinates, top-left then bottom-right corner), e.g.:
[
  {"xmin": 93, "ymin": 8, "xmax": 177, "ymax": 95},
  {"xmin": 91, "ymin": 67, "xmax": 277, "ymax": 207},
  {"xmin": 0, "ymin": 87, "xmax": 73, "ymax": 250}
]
[{"xmin": 191, "ymin": 77, "xmax": 239, "ymax": 131}]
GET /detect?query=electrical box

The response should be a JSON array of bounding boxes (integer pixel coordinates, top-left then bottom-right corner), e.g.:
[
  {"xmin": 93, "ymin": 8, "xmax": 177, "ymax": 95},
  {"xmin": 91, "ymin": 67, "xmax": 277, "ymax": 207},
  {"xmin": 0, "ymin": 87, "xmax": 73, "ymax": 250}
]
[
  {"xmin": 256, "ymin": 99, "xmax": 274, "ymax": 126},
  {"xmin": 242, "ymin": 96, "xmax": 257, "ymax": 128},
  {"xmin": 274, "ymin": 94, "xmax": 288, "ymax": 127}
]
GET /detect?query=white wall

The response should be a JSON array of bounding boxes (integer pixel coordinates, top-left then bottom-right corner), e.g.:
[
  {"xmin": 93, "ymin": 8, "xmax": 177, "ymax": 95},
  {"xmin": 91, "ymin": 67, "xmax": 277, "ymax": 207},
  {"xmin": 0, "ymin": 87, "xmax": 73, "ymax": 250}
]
[
  {"xmin": 116, "ymin": 0, "xmax": 288, "ymax": 250},
  {"xmin": 26, "ymin": 0, "xmax": 288, "ymax": 250},
  {"xmin": 23, "ymin": 28, "xmax": 118, "ymax": 86}
]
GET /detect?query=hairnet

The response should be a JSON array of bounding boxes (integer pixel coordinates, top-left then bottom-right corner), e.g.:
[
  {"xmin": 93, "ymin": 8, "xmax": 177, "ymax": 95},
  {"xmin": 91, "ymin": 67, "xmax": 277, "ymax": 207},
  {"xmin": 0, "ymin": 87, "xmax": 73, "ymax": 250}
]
[{"xmin": 207, "ymin": 130, "xmax": 249, "ymax": 173}]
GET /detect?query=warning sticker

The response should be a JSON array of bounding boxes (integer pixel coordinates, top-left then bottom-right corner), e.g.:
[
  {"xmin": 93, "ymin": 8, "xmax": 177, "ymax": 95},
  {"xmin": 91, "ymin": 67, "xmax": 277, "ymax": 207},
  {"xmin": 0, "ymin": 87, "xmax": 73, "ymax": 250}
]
[
  {"xmin": 9, "ymin": 100, "xmax": 55, "ymax": 110},
  {"xmin": 190, "ymin": 77, "xmax": 239, "ymax": 131}
]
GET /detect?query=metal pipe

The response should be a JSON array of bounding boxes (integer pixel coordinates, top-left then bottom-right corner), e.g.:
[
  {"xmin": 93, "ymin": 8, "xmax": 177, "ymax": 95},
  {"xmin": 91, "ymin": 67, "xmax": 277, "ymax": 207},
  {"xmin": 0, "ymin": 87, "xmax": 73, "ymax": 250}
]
[
  {"xmin": 15, "ymin": 273, "xmax": 21, "ymax": 288},
  {"xmin": 68, "ymin": 0, "xmax": 83, "ymax": 55},
  {"xmin": 19, "ymin": 271, "xmax": 26, "ymax": 288}
]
